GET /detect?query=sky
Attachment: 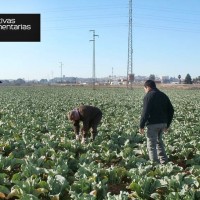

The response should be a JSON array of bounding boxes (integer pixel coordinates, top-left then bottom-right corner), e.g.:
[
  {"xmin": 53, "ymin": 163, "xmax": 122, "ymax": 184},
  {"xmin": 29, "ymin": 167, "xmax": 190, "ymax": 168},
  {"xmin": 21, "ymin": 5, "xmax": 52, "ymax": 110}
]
[{"xmin": 0, "ymin": 0, "xmax": 200, "ymax": 80}]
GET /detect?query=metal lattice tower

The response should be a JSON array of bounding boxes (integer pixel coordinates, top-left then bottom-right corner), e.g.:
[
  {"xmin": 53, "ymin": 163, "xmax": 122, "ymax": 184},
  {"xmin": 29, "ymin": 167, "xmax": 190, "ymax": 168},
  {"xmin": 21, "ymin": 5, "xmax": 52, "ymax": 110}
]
[
  {"xmin": 90, "ymin": 30, "xmax": 99, "ymax": 90},
  {"xmin": 127, "ymin": 0, "xmax": 134, "ymax": 88}
]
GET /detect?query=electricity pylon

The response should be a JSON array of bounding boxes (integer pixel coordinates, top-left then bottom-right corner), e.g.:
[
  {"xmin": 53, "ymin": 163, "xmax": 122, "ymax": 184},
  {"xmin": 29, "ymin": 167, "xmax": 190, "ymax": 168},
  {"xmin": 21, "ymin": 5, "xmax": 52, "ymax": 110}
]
[
  {"xmin": 90, "ymin": 30, "xmax": 99, "ymax": 90},
  {"xmin": 127, "ymin": 0, "xmax": 134, "ymax": 89}
]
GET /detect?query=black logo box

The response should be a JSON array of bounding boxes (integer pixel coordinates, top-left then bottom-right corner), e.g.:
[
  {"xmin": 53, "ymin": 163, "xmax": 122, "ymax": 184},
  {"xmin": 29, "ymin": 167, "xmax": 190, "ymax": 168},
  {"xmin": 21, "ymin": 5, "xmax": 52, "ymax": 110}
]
[{"xmin": 0, "ymin": 14, "xmax": 40, "ymax": 42}]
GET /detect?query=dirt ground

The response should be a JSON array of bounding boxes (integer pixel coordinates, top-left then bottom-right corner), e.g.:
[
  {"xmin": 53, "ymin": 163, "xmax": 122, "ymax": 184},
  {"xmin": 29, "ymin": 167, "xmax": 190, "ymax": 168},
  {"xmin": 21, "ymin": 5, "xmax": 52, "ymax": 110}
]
[{"xmin": 157, "ymin": 83, "xmax": 200, "ymax": 90}]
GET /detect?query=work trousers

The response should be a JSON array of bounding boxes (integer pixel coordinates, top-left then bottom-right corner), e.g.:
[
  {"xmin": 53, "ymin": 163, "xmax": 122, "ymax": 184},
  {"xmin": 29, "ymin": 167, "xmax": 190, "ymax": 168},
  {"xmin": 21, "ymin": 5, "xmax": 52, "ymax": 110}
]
[{"xmin": 146, "ymin": 123, "xmax": 168, "ymax": 164}]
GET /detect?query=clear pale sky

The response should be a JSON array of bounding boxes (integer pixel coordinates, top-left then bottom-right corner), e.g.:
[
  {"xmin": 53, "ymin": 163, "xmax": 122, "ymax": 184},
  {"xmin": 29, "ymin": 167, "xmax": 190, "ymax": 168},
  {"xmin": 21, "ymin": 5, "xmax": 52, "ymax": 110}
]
[{"xmin": 0, "ymin": 0, "xmax": 200, "ymax": 80}]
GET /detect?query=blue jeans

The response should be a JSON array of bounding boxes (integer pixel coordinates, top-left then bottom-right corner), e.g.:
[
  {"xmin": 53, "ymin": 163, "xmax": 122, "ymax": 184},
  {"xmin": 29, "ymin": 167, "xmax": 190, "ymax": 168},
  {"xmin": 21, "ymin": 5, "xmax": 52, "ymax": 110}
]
[{"xmin": 146, "ymin": 123, "xmax": 168, "ymax": 164}]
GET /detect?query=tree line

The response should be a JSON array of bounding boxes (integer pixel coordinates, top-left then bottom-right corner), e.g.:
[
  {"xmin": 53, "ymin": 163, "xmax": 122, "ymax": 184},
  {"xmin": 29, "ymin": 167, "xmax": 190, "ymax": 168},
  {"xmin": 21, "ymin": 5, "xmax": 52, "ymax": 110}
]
[{"xmin": 149, "ymin": 74, "xmax": 199, "ymax": 84}]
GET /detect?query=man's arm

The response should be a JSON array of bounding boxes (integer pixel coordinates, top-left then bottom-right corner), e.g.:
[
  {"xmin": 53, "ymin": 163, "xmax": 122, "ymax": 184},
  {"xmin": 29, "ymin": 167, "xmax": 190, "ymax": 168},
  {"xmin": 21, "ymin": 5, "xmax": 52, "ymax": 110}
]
[
  {"xmin": 82, "ymin": 120, "xmax": 90, "ymax": 135},
  {"xmin": 167, "ymin": 98, "xmax": 174, "ymax": 128},
  {"xmin": 139, "ymin": 95, "xmax": 151, "ymax": 129},
  {"xmin": 73, "ymin": 121, "xmax": 80, "ymax": 134}
]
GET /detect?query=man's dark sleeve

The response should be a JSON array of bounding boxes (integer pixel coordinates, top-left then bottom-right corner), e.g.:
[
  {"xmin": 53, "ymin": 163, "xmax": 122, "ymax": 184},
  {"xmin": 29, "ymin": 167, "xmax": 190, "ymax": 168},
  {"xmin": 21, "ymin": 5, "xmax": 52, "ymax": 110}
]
[
  {"xmin": 82, "ymin": 119, "xmax": 90, "ymax": 133},
  {"xmin": 73, "ymin": 121, "xmax": 80, "ymax": 134},
  {"xmin": 139, "ymin": 96, "xmax": 151, "ymax": 128},
  {"xmin": 167, "ymin": 99, "xmax": 174, "ymax": 128}
]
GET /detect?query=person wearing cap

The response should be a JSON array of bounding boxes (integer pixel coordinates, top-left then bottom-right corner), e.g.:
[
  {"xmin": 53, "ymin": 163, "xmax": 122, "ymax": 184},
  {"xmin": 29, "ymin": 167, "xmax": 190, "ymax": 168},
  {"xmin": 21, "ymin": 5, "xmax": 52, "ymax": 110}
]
[
  {"xmin": 139, "ymin": 80, "xmax": 174, "ymax": 164},
  {"xmin": 68, "ymin": 105, "xmax": 102, "ymax": 144}
]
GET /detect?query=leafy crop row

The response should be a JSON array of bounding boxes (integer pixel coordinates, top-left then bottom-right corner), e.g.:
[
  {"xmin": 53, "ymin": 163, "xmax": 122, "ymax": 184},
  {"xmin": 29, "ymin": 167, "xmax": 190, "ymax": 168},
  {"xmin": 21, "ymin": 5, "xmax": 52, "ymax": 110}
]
[{"xmin": 0, "ymin": 86, "xmax": 200, "ymax": 200}]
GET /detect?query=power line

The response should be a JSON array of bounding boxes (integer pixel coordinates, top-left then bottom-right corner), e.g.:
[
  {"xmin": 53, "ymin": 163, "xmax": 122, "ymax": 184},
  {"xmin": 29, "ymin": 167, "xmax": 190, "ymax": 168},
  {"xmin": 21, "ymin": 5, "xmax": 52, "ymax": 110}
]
[
  {"xmin": 43, "ymin": 14, "xmax": 128, "ymax": 22},
  {"xmin": 41, "ymin": 9, "xmax": 200, "ymax": 33},
  {"xmin": 20, "ymin": 4, "xmax": 128, "ymax": 14},
  {"xmin": 43, "ymin": 23, "xmax": 128, "ymax": 31},
  {"xmin": 134, "ymin": 4, "xmax": 200, "ymax": 16},
  {"xmin": 134, "ymin": 23, "xmax": 200, "ymax": 33},
  {"xmin": 134, "ymin": 14, "xmax": 200, "ymax": 25},
  {"xmin": 27, "ymin": 1, "xmax": 199, "ymax": 35}
]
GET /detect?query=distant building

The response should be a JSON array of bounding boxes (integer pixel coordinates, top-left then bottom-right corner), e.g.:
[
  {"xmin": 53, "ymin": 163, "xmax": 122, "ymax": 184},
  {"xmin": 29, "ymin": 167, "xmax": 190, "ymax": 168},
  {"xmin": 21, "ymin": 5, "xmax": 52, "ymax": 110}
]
[{"xmin": 161, "ymin": 76, "xmax": 170, "ymax": 83}]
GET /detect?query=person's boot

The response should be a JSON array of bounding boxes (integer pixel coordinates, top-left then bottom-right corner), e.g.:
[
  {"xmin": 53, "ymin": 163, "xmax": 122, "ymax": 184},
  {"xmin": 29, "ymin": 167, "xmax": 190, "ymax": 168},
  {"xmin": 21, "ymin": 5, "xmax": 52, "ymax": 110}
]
[
  {"xmin": 90, "ymin": 132, "xmax": 97, "ymax": 141},
  {"xmin": 75, "ymin": 135, "xmax": 80, "ymax": 141},
  {"xmin": 81, "ymin": 137, "xmax": 86, "ymax": 144}
]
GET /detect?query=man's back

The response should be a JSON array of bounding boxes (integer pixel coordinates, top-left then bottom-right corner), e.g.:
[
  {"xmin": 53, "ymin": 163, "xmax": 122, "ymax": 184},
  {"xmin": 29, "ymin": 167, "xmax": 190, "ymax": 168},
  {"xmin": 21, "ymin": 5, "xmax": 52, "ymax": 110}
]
[
  {"xmin": 140, "ymin": 88, "xmax": 174, "ymax": 128},
  {"xmin": 78, "ymin": 105, "xmax": 102, "ymax": 121}
]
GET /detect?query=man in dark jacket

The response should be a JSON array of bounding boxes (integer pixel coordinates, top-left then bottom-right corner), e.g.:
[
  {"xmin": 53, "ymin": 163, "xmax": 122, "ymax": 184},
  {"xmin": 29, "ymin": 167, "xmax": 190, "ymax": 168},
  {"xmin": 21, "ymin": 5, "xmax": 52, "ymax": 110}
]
[
  {"xmin": 139, "ymin": 80, "xmax": 174, "ymax": 164},
  {"xmin": 68, "ymin": 105, "xmax": 102, "ymax": 144}
]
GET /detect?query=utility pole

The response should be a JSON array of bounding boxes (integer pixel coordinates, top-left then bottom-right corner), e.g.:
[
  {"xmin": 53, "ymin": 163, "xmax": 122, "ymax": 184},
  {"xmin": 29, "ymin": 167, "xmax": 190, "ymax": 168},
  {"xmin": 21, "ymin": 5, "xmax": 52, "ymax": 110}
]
[
  {"xmin": 59, "ymin": 62, "xmax": 63, "ymax": 83},
  {"xmin": 112, "ymin": 67, "xmax": 114, "ymax": 79},
  {"xmin": 90, "ymin": 30, "xmax": 99, "ymax": 90},
  {"xmin": 127, "ymin": 0, "xmax": 134, "ymax": 89}
]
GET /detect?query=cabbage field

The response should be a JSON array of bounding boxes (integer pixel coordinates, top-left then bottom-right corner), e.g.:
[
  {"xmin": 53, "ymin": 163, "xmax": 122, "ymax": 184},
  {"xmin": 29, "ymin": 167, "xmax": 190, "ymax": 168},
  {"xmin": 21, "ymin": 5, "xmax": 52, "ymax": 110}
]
[{"xmin": 0, "ymin": 85, "xmax": 200, "ymax": 200}]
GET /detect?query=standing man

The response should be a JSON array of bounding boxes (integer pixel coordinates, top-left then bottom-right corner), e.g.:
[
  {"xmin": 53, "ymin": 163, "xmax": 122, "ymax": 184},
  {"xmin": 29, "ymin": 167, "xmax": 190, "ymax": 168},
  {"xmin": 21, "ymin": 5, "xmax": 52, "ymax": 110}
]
[
  {"xmin": 139, "ymin": 80, "xmax": 174, "ymax": 164},
  {"xmin": 68, "ymin": 105, "xmax": 102, "ymax": 144}
]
